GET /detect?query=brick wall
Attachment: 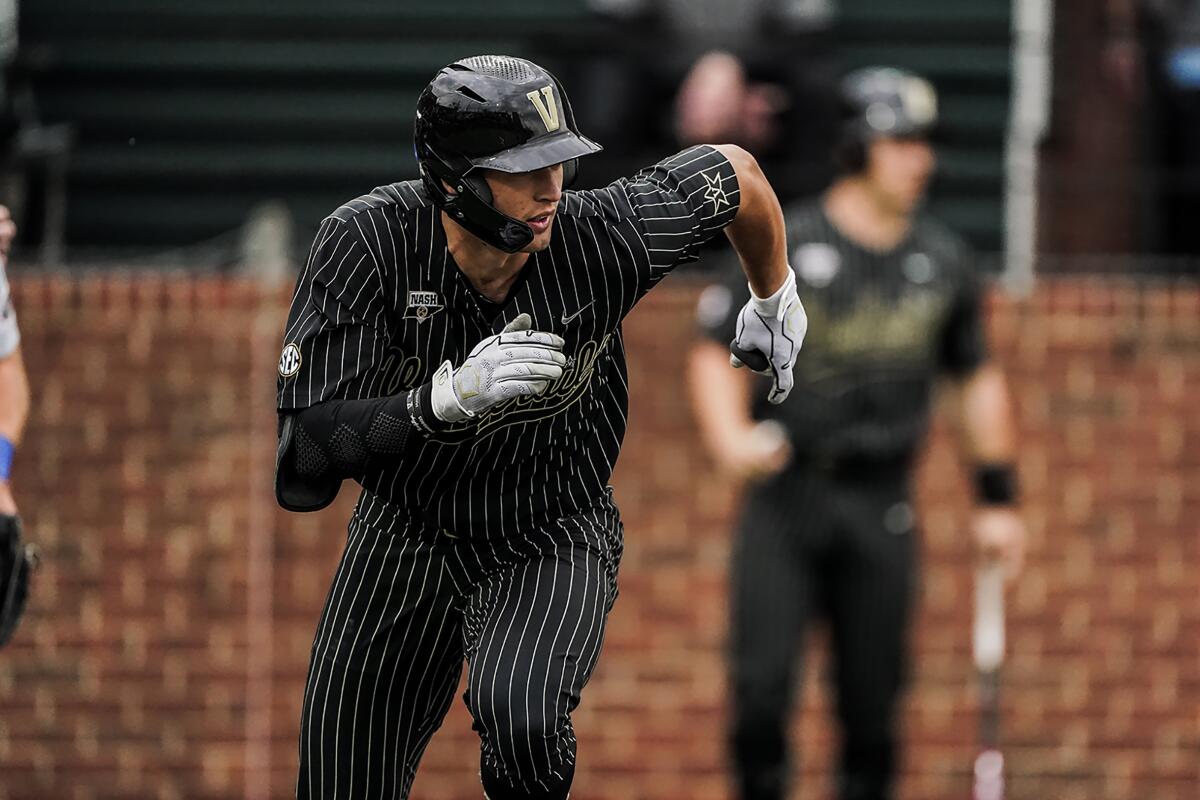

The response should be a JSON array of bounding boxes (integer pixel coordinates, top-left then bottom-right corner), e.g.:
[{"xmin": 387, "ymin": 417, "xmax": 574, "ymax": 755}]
[{"xmin": 0, "ymin": 275, "xmax": 1195, "ymax": 800}]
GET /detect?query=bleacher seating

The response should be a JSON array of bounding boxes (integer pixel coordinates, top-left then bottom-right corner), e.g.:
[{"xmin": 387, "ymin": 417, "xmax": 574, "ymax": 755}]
[{"xmin": 20, "ymin": 0, "xmax": 1011, "ymax": 253}]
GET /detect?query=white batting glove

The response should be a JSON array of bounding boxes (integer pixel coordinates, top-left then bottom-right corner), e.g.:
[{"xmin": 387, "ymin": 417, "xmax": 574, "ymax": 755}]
[
  {"xmin": 730, "ymin": 268, "xmax": 807, "ymax": 405},
  {"xmin": 430, "ymin": 313, "xmax": 566, "ymax": 422}
]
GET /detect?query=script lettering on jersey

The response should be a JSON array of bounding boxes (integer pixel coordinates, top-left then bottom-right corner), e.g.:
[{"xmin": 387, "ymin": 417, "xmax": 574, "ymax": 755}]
[
  {"xmin": 800, "ymin": 289, "xmax": 950, "ymax": 379},
  {"xmin": 526, "ymin": 85, "xmax": 561, "ymax": 133},
  {"xmin": 474, "ymin": 334, "xmax": 613, "ymax": 436},
  {"xmin": 378, "ymin": 347, "xmax": 424, "ymax": 395}
]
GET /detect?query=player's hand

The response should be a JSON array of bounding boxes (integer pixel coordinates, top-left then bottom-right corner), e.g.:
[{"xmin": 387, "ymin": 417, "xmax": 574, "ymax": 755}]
[
  {"xmin": 430, "ymin": 313, "xmax": 566, "ymax": 423},
  {"xmin": 0, "ymin": 206, "xmax": 16, "ymax": 256},
  {"xmin": 730, "ymin": 267, "xmax": 807, "ymax": 405},
  {"xmin": 972, "ymin": 506, "xmax": 1026, "ymax": 580},
  {"xmin": 712, "ymin": 420, "xmax": 791, "ymax": 482}
]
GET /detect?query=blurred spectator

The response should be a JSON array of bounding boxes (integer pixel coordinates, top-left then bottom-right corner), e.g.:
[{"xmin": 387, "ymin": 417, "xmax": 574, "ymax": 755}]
[
  {"xmin": 1105, "ymin": 0, "xmax": 1200, "ymax": 256},
  {"xmin": 580, "ymin": 0, "xmax": 840, "ymax": 205},
  {"xmin": 688, "ymin": 69, "xmax": 1026, "ymax": 800}
]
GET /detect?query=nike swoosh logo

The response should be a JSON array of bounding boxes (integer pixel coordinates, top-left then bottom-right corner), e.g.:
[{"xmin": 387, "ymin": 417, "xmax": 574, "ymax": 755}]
[{"xmin": 560, "ymin": 301, "xmax": 595, "ymax": 325}]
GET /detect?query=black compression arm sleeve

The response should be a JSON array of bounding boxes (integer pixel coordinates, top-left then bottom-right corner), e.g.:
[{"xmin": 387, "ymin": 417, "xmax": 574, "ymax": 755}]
[{"xmin": 274, "ymin": 383, "xmax": 449, "ymax": 511}]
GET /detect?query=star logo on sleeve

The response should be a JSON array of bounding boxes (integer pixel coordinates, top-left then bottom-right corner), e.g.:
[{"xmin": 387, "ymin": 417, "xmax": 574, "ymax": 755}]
[{"xmin": 703, "ymin": 171, "xmax": 730, "ymax": 211}]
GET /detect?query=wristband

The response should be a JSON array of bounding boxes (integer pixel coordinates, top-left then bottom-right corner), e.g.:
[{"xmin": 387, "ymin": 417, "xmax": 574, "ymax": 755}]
[
  {"xmin": 0, "ymin": 436, "xmax": 12, "ymax": 481},
  {"xmin": 974, "ymin": 463, "xmax": 1017, "ymax": 506},
  {"xmin": 407, "ymin": 382, "xmax": 457, "ymax": 438}
]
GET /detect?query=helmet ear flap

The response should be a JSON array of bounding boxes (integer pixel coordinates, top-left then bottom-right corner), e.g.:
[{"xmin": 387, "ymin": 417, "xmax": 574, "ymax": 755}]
[
  {"xmin": 562, "ymin": 158, "xmax": 578, "ymax": 188},
  {"xmin": 419, "ymin": 157, "xmax": 494, "ymax": 207},
  {"xmin": 461, "ymin": 172, "xmax": 492, "ymax": 204}
]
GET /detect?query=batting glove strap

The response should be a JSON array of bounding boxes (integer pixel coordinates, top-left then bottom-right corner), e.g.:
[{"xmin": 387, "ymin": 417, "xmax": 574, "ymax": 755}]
[{"xmin": 429, "ymin": 360, "xmax": 474, "ymax": 424}]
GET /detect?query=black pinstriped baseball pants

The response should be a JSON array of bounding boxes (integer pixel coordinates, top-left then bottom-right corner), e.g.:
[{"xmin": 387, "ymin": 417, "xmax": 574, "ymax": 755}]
[
  {"xmin": 296, "ymin": 490, "xmax": 622, "ymax": 800},
  {"xmin": 729, "ymin": 465, "xmax": 918, "ymax": 800}
]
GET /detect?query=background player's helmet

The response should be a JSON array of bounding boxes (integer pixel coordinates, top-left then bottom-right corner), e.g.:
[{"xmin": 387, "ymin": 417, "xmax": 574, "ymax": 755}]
[
  {"xmin": 835, "ymin": 66, "xmax": 939, "ymax": 173},
  {"xmin": 414, "ymin": 55, "xmax": 603, "ymax": 253}
]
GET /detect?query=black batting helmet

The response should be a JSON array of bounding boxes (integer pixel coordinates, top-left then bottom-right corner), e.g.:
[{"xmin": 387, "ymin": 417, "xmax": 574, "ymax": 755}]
[
  {"xmin": 835, "ymin": 66, "xmax": 939, "ymax": 173},
  {"xmin": 414, "ymin": 55, "xmax": 603, "ymax": 253}
]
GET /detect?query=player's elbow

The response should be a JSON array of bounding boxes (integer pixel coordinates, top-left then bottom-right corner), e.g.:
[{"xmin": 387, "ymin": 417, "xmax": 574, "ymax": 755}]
[
  {"xmin": 710, "ymin": 144, "xmax": 762, "ymax": 184},
  {"xmin": 710, "ymin": 144, "xmax": 772, "ymax": 219}
]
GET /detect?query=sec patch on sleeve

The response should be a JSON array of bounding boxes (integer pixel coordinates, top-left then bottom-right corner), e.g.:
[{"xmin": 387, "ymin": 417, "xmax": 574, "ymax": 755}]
[{"xmin": 278, "ymin": 343, "xmax": 303, "ymax": 377}]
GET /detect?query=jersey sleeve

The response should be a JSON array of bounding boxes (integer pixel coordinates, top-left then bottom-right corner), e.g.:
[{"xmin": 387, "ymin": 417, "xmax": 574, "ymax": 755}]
[
  {"xmin": 938, "ymin": 242, "xmax": 989, "ymax": 377},
  {"xmin": 0, "ymin": 257, "xmax": 19, "ymax": 359},
  {"xmin": 624, "ymin": 145, "xmax": 741, "ymax": 278},
  {"xmin": 277, "ymin": 216, "xmax": 392, "ymax": 411}
]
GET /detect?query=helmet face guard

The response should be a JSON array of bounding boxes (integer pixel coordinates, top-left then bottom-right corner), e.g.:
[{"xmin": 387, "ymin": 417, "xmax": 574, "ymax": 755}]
[{"xmin": 414, "ymin": 56, "xmax": 603, "ymax": 253}]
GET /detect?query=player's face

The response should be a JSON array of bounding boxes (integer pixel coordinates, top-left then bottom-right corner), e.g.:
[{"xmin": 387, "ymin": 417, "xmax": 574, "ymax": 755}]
[
  {"xmin": 864, "ymin": 136, "xmax": 936, "ymax": 215},
  {"xmin": 484, "ymin": 164, "xmax": 564, "ymax": 252}
]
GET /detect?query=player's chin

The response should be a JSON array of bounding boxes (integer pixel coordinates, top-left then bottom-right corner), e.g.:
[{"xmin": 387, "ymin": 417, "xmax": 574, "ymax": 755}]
[
  {"xmin": 523, "ymin": 225, "xmax": 555, "ymax": 252},
  {"xmin": 886, "ymin": 189, "xmax": 923, "ymax": 216}
]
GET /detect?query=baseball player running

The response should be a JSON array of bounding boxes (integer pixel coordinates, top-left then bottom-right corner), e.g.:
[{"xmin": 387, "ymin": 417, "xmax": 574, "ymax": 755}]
[{"xmin": 274, "ymin": 55, "xmax": 806, "ymax": 800}]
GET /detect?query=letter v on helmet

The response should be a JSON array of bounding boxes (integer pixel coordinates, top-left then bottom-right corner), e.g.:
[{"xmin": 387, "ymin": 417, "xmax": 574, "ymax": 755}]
[{"xmin": 526, "ymin": 85, "xmax": 560, "ymax": 132}]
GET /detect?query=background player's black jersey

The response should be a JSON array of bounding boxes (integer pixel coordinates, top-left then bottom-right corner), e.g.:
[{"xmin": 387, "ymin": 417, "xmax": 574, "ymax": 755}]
[
  {"xmin": 279, "ymin": 145, "xmax": 740, "ymax": 539},
  {"xmin": 699, "ymin": 201, "xmax": 986, "ymax": 465}
]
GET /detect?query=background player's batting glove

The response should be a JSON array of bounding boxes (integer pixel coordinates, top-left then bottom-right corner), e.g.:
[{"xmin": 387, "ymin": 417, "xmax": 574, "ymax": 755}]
[
  {"xmin": 730, "ymin": 267, "xmax": 807, "ymax": 404},
  {"xmin": 430, "ymin": 313, "xmax": 566, "ymax": 423}
]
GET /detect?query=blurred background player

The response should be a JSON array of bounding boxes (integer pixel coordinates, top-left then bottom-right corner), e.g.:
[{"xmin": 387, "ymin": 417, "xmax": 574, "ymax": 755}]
[
  {"xmin": 0, "ymin": 202, "xmax": 33, "ymax": 649},
  {"xmin": 688, "ymin": 67, "xmax": 1027, "ymax": 800}
]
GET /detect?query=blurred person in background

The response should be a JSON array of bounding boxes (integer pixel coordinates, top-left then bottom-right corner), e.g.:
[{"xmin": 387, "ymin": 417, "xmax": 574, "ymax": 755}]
[
  {"xmin": 1105, "ymin": 0, "xmax": 1200, "ymax": 257},
  {"xmin": 688, "ymin": 68, "xmax": 1026, "ymax": 800},
  {"xmin": 0, "ymin": 203, "xmax": 34, "ymax": 649},
  {"xmin": 582, "ymin": 0, "xmax": 839, "ymax": 203}
]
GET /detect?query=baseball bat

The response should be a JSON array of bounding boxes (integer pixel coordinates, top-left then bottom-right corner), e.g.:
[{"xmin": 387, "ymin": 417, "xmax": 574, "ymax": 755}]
[
  {"xmin": 972, "ymin": 559, "xmax": 1005, "ymax": 800},
  {"xmin": 729, "ymin": 342, "xmax": 770, "ymax": 372}
]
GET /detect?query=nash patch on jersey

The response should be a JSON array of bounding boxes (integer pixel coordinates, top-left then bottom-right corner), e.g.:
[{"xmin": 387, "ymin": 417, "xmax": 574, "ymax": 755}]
[
  {"xmin": 278, "ymin": 343, "xmax": 302, "ymax": 378},
  {"xmin": 404, "ymin": 291, "xmax": 444, "ymax": 323}
]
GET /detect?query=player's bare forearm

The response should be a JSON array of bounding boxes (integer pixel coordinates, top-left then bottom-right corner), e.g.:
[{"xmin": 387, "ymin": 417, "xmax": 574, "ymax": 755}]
[
  {"xmin": 688, "ymin": 338, "xmax": 791, "ymax": 479},
  {"xmin": 712, "ymin": 144, "xmax": 789, "ymax": 298},
  {"xmin": 956, "ymin": 363, "xmax": 1016, "ymax": 464},
  {"xmin": 0, "ymin": 347, "xmax": 30, "ymax": 444},
  {"xmin": 688, "ymin": 339, "xmax": 754, "ymax": 456}
]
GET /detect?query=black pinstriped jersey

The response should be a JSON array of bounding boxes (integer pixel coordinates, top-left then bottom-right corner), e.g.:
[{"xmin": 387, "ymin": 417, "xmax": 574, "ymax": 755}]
[
  {"xmin": 699, "ymin": 200, "xmax": 986, "ymax": 464},
  {"xmin": 278, "ymin": 145, "xmax": 740, "ymax": 538}
]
